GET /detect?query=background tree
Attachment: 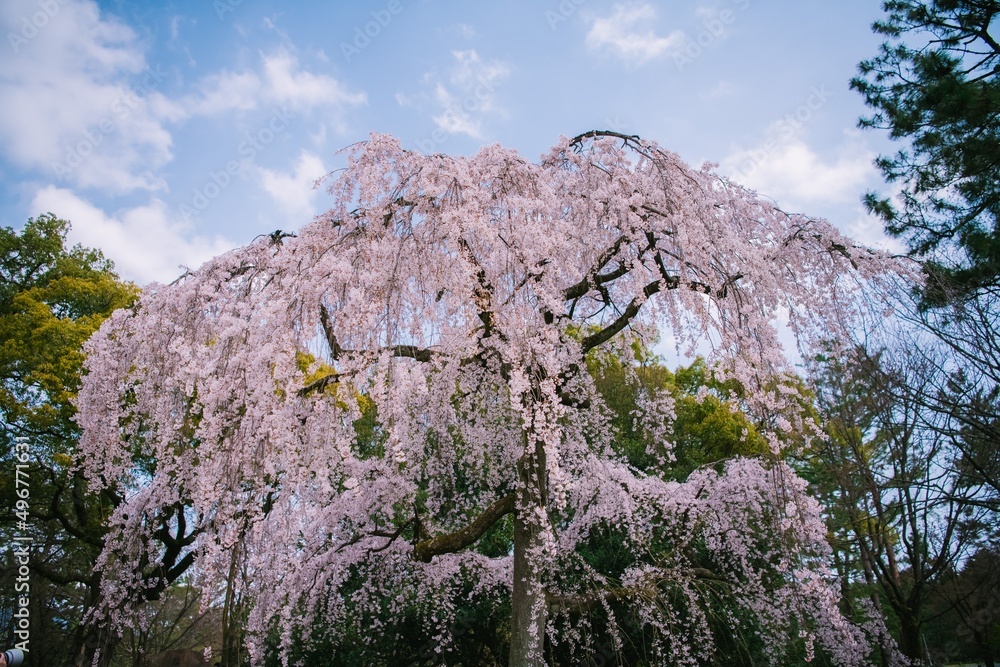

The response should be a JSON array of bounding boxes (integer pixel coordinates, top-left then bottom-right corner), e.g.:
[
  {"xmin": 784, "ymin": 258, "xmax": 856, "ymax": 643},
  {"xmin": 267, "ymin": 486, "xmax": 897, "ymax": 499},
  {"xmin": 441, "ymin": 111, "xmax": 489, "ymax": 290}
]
[
  {"xmin": 113, "ymin": 579, "xmax": 221, "ymax": 667},
  {"xmin": 805, "ymin": 344, "xmax": 994, "ymax": 665},
  {"xmin": 852, "ymin": 0, "xmax": 1000, "ymax": 304},
  {"xmin": 1, "ymin": 216, "xmax": 205, "ymax": 666},
  {"xmin": 923, "ymin": 545, "xmax": 1000, "ymax": 666},
  {"xmin": 77, "ymin": 132, "xmax": 903, "ymax": 667},
  {"xmin": 0, "ymin": 214, "xmax": 137, "ymax": 665},
  {"xmin": 854, "ymin": 1, "xmax": 1000, "ymax": 512},
  {"xmin": 905, "ymin": 287, "xmax": 1000, "ymax": 513},
  {"xmin": 589, "ymin": 349, "xmax": 771, "ymax": 482},
  {"xmin": 853, "ymin": 10, "xmax": 1000, "ymax": 661}
]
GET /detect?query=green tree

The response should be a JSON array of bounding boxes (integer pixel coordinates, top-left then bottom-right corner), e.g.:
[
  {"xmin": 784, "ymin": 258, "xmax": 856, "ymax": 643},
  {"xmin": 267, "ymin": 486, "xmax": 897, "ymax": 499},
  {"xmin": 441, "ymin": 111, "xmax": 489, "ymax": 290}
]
[
  {"xmin": 805, "ymin": 346, "xmax": 993, "ymax": 665},
  {"xmin": 923, "ymin": 546, "xmax": 1000, "ymax": 667},
  {"xmin": 852, "ymin": 0, "xmax": 1000, "ymax": 304},
  {"xmin": 0, "ymin": 214, "xmax": 137, "ymax": 665},
  {"xmin": 587, "ymin": 347, "xmax": 771, "ymax": 480}
]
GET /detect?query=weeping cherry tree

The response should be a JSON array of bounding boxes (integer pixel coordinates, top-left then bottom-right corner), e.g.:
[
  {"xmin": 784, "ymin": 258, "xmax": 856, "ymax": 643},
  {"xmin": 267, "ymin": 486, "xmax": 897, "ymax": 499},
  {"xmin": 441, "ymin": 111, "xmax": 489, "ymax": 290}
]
[{"xmin": 77, "ymin": 132, "xmax": 906, "ymax": 666}]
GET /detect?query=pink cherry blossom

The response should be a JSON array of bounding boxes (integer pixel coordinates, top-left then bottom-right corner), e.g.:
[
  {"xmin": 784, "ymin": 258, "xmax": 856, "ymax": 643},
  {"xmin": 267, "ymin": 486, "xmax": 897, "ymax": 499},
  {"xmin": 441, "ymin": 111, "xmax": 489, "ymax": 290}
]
[{"xmin": 77, "ymin": 131, "xmax": 908, "ymax": 666}]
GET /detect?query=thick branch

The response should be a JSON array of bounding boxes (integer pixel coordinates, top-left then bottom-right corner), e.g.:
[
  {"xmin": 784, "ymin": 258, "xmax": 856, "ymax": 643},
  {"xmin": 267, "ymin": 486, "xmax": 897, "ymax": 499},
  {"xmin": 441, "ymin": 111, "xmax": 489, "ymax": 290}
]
[
  {"xmin": 569, "ymin": 130, "xmax": 643, "ymax": 147},
  {"xmin": 580, "ymin": 279, "xmax": 663, "ymax": 353},
  {"xmin": 389, "ymin": 344, "xmax": 433, "ymax": 362},
  {"xmin": 563, "ymin": 234, "xmax": 632, "ymax": 301},
  {"xmin": 412, "ymin": 493, "xmax": 515, "ymax": 563},
  {"xmin": 319, "ymin": 304, "xmax": 342, "ymax": 359},
  {"xmin": 31, "ymin": 560, "xmax": 91, "ymax": 587}
]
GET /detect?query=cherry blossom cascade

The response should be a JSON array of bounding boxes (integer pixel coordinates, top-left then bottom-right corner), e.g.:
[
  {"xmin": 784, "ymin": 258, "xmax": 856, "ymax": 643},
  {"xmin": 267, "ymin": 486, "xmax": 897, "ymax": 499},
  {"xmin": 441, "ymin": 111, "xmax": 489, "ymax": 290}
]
[{"xmin": 77, "ymin": 132, "xmax": 904, "ymax": 666}]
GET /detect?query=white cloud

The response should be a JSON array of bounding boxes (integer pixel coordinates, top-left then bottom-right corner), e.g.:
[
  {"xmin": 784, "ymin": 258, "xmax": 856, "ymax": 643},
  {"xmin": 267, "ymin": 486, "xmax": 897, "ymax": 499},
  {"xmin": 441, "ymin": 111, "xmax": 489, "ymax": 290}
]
[
  {"xmin": 186, "ymin": 70, "xmax": 263, "ymax": 115},
  {"xmin": 401, "ymin": 50, "xmax": 510, "ymax": 140},
  {"xmin": 721, "ymin": 126, "xmax": 877, "ymax": 210},
  {"xmin": 258, "ymin": 150, "xmax": 328, "ymax": 221},
  {"xmin": 0, "ymin": 1, "xmax": 364, "ymax": 195},
  {"xmin": 184, "ymin": 50, "xmax": 366, "ymax": 117},
  {"xmin": 261, "ymin": 50, "xmax": 367, "ymax": 111},
  {"xmin": 586, "ymin": 4, "xmax": 686, "ymax": 65},
  {"xmin": 719, "ymin": 125, "xmax": 905, "ymax": 250},
  {"xmin": 30, "ymin": 186, "xmax": 234, "ymax": 285},
  {"xmin": 430, "ymin": 85, "xmax": 476, "ymax": 136},
  {"xmin": 123, "ymin": 51, "xmax": 365, "ymax": 140},
  {"xmin": 0, "ymin": 0, "xmax": 182, "ymax": 193}
]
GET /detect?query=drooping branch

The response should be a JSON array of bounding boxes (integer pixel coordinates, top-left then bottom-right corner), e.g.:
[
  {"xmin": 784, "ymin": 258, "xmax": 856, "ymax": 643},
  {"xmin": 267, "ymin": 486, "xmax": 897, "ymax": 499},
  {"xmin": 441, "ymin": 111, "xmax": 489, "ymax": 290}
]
[
  {"xmin": 412, "ymin": 493, "xmax": 515, "ymax": 563},
  {"xmin": 334, "ymin": 520, "xmax": 417, "ymax": 555},
  {"xmin": 547, "ymin": 568, "xmax": 731, "ymax": 613}
]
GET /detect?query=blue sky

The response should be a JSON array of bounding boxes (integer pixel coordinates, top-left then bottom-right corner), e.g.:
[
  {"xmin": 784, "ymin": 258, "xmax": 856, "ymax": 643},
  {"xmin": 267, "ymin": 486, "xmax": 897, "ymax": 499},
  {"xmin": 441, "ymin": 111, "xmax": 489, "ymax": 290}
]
[{"xmin": 1, "ymin": 0, "xmax": 900, "ymax": 285}]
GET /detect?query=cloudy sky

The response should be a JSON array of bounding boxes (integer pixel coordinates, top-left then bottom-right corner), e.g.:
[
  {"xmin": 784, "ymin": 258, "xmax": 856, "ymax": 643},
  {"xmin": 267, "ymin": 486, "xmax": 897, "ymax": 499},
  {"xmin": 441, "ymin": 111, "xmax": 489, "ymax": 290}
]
[{"xmin": 1, "ymin": 0, "xmax": 900, "ymax": 285}]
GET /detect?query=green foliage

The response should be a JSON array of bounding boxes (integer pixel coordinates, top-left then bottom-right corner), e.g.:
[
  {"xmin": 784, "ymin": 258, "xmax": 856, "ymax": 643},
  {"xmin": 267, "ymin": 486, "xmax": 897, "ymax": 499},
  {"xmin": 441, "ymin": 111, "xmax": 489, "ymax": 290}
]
[
  {"xmin": 803, "ymin": 346, "xmax": 999, "ymax": 664},
  {"xmin": 0, "ymin": 213, "xmax": 137, "ymax": 439},
  {"xmin": 922, "ymin": 546, "xmax": 1000, "ymax": 665},
  {"xmin": 852, "ymin": 0, "xmax": 1000, "ymax": 303},
  {"xmin": 587, "ymin": 347, "xmax": 769, "ymax": 479},
  {"xmin": 0, "ymin": 214, "xmax": 137, "ymax": 665}
]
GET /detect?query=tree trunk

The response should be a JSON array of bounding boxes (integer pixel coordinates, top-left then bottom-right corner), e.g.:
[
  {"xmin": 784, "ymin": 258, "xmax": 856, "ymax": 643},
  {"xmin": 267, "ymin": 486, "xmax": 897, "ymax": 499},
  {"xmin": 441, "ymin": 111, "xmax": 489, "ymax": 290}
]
[
  {"xmin": 897, "ymin": 612, "xmax": 925, "ymax": 665},
  {"xmin": 509, "ymin": 440, "xmax": 547, "ymax": 667}
]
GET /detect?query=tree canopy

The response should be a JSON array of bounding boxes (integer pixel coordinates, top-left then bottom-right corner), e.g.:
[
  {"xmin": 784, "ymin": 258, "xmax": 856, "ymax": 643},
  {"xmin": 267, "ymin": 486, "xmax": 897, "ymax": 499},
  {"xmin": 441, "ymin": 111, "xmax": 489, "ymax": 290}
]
[
  {"xmin": 76, "ymin": 131, "xmax": 905, "ymax": 666},
  {"xmin": 851, "ymin": 0, "xmax": 1000, "ymax": 304}
]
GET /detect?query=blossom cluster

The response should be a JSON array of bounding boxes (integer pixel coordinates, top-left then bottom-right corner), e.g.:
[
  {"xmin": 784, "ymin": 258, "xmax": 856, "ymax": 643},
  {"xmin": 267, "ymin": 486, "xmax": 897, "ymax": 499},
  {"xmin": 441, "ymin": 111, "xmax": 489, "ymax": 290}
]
[{"xmin": 77, "ymin": 132, "xmax": 903, "ymax": 664}]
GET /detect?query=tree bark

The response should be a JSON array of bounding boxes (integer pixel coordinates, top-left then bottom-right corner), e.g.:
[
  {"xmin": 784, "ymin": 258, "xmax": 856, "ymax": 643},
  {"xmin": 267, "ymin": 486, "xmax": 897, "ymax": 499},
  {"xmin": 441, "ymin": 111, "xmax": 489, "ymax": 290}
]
[
  {"xmin": 509, "ymin": 439, "xmax": 548, "ymax": 667},
  {"xmin": 897, "ymin": 611, "xmax": 925, "ymax": 665}
]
